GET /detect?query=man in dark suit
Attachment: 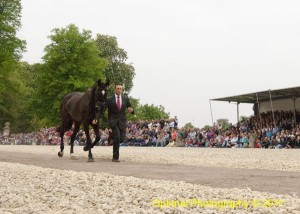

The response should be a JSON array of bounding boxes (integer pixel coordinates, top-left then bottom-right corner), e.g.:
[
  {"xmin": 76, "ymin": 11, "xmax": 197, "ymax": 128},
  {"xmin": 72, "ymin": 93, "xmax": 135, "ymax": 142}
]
[{"xmin": 107, "ymin": 83, "xmax": 134, "ymax": 162}]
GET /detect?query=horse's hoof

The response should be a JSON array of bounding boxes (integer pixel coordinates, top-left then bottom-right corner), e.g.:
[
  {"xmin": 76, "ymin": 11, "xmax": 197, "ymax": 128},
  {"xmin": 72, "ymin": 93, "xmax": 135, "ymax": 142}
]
[
  {"xmin": 88, "ymin": 158, "xmax": 94, "ymax": 162},
  {"xmin": 83, "ymin": 146, "xmax": 89, "ymax": 151},
  {"xmin": 70, "ymin": 154, "xmax": 77, "ymax": 160},
  {"xmin": 58, "ymin": 152, "xmax": 63, "ymax": 157}
]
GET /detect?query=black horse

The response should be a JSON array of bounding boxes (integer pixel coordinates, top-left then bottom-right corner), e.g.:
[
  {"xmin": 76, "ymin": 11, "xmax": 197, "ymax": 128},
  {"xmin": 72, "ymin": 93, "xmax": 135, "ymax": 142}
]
[{"xmin": 57, "ymin": 79, "xmax": 109, "ymax": 162}]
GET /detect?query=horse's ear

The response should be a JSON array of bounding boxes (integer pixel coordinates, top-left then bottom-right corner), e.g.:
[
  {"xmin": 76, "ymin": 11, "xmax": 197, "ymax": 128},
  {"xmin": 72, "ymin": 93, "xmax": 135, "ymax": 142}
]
[
  {"xmin": 97, "ymin": 79, "xmax": 102, "ymax": 85},
  {"xmin": 105, "ymin": 79, "xmax": 110, "ymax": 86}
]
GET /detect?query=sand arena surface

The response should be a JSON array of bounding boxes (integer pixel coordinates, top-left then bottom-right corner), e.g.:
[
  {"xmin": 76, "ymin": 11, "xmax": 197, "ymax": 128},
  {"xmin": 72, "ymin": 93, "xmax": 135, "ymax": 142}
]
[{"xmin": 0, "ymin": 145, "xmax": 300, "ymax": 213}]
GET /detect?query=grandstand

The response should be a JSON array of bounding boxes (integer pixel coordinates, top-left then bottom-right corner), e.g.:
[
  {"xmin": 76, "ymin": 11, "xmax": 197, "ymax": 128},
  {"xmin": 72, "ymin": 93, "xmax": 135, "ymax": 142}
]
[{"xmin": 210, "ymin": 86, "xmax": 300, "ymax": 125}]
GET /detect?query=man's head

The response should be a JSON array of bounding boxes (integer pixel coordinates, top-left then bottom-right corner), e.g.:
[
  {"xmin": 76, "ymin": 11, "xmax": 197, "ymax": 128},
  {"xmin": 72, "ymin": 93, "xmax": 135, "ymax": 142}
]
[{"xmin": 114, "ymin": 84, "xmax": 123, "ymax": 96}]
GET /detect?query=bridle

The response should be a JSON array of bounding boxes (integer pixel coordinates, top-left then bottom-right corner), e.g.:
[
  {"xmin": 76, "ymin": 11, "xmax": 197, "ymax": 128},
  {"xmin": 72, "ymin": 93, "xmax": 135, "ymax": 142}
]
[{"xmin": 95, "ymin": 87, "xmax": 107, "ymax": 111}]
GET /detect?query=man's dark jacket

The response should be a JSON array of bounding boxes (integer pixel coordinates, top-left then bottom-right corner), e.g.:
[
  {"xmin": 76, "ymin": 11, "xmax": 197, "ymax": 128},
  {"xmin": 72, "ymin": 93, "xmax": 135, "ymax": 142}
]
[{"xmin": 106, "ymin": 95, "xmax": 133, "ymax": 129}]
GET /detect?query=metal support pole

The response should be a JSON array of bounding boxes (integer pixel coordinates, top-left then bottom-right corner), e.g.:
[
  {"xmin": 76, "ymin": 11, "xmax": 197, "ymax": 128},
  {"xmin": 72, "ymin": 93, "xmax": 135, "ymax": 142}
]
[
  {"xmin": 237, "ymin": 102, "xmax": 240, "ymax": 126},
  {"xmin": 256, "ymin": 93, "xmax": 262, "ymax": 129},
  {"xmin": 209, "ymin": 99, "xmax": 214, "ymax": 126},
  {"xmin": 293, "ymin": 97, "xmax": 297, "ymax": 127},
  {"xmin": 269, "ymin": 90, "xmax": 275, "ymax": 124}
]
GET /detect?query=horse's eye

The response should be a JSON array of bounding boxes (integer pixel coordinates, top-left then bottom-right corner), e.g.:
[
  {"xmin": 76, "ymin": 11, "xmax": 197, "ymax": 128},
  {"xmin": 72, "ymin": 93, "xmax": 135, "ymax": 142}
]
[{"xmin": 102, "ymin": 90, "xmax": 105, "ymax": 95}]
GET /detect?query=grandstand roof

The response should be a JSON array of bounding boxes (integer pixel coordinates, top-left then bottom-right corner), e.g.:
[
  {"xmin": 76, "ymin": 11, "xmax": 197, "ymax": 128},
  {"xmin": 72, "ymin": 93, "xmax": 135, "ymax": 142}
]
[{"xmin": 211, "ymin": 86, "xmax": 300, "ymax": 104}]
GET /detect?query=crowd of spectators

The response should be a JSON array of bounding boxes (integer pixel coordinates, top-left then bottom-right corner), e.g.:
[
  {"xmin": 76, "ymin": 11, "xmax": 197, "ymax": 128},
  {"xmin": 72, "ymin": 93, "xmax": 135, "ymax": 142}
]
[
  {"xmin": 116, "ymin": 111, "xmax": 300, "ymax": 149},
  {"xmin": 1, "ymin": 111, "xmax": 300, "ymax": 149},
  {"xmin": 0, "ymin": 127, "xmax": 60, "ymax": 145}
]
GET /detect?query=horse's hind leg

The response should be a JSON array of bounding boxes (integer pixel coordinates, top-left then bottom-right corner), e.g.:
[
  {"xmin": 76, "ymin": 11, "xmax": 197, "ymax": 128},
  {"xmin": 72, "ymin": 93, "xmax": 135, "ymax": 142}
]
[
  {"xmin": 58, "ymin": 118, "xmax": 73, "ymax": 157},
  {"xmin": 58, "ymin": 124, "xmax": 65, "ymax": 157},
  {"xmin": 83, "ymin": 124, "xmax": 94, "ymax": 162},
  {"xmin": 69, "ymin": 121, "xmax": 80, "ymax": 160}
]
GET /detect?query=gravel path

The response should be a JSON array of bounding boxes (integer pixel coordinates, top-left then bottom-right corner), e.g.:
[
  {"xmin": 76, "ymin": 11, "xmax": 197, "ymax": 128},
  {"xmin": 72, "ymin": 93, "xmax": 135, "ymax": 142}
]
[
  {"xmin": 1, "ymin": 145, "xmax": 300, "ymax": 213},
  {"xmin": 1, "ymin": 145, "xmax": 300, "ymax": 172}
]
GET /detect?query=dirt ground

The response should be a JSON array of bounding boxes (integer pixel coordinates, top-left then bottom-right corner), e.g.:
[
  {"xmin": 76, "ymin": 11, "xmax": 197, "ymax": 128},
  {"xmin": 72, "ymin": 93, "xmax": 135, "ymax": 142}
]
[{"xmin": 1, "ymin": 150, "xmax": 299, "ymax": 197}]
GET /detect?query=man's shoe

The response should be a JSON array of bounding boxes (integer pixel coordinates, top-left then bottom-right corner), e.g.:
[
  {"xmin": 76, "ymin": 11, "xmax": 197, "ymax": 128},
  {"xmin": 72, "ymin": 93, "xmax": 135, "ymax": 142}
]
[{"xmin": 112, "ymin": 159, "xmax": 120, "ymax": 162}]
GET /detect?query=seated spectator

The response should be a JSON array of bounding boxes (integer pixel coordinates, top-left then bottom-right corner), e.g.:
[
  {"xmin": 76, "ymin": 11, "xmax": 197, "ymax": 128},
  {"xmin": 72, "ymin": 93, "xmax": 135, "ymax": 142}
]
[
  {"xmin": 166, "ymin": 140, "xmax": 175, "ymax": 147},
  {"xmin": 272, "ymin": 124, "xmax": 280, "ymax": 136},
  {"xmin": 185, "ymin": 138, "xmax": 194, "ymax": 147},
  {"xmin": 275, "ymin": 137, "xmax": 287, "ymax": 149},
  {"xmin": 295, "ymin": 135, "xmax": 300, "ymax": 148},
  {"xmin": 134, "ymin": 136, "xmax": 145, "ymax": 146},
  {"xmin": 269, "ymin": 136, "xmax": 278, "ymax": 149},
  {"xmin": 265, "ymin": 127, "xmax": 272, "ymax": 138},
  {"xmin": 156, "ymin": 133, "xmax": 163, "ymax": 147},
  {"xmin": 261, "ymin": 137, "xmax": 270, "ymax": 148},
  {"xmin": 161, "ymin": 131, "xmax": 170, "ymax": 147},
  {"xmin": 240, "ymin": 133, "xmax": 249, "ymax": 148},
  {"xmin": 286, "ymin": 135, "xmax": 296, "ymax": 149},
  {"xmin": 254, "ymin": 138, "xmax": 262, "ymax": 148},
  {"xmin": 229, "ymin": 133, "xmax": 239, "ymax": 147},
  {"xmin": 204, "ymin": 138, "xmax": 212, "ymax": 147},
  {"xmin": 144, "ymin": 134, "xmax": 152, "ymax": 147},
  {"xmin": 150, "ymin": 136, "xmax": 157, "ymax": 147}
]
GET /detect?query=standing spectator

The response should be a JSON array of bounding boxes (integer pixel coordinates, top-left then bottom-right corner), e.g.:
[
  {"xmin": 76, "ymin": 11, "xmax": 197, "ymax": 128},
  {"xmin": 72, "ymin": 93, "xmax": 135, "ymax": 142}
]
[
  {"xmin": 174, "ymin": 116, "xmax": 178, "ymax": 129},
  {"xmin": 159, "ymin": 119, "xmax": 165, "ymax": 129}
]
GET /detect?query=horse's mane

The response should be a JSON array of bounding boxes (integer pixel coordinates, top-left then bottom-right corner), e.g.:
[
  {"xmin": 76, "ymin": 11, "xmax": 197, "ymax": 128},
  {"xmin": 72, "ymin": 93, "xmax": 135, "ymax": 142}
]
[{"xmin": 88, "ymin": 85, "xmax": 97, "ymax": 114}]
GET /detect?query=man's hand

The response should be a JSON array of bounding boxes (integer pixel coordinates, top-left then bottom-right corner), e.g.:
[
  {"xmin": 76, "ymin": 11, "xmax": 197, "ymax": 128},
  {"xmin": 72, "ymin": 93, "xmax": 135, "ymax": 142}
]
[{"xmin": 127, "ymin": 107, "xmax": 134, "ymax": 113}]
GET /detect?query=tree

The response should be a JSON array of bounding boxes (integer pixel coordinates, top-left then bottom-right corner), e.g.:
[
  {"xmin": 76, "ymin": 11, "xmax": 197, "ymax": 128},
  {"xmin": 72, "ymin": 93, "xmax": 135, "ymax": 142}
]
[
  {"xmin": 34, "ymin": 24, "xmax": 107, "ymax": 126},
  {"xmin": 184, "ymin": 122, "xmax": 195, "ymax": 129},
  {"xmin": 216, "ymin": 118, "xmax": 230, "ymax": 131},
  {"xmin": 94, "ymin": 34, "xmax": 135, "ymax": 94},
  {"xmin": 137, "ymin": 104, "xmax": 170, "ymax": 121},
  {"xmin": 10, "ymin": 62, "xmax": 30, "ymax": 132},
  {"xmin": 0, "ymin": 0, "xmax": 25, "ymax": 62},
  {"xmin": 240, "ymin": 115, "xmax": 248, "ymax": 123},
  {"xmin": 121, "ymin": 97, "xmax": 170, "ymax": 122},
  {"xmin": 202, "ymin": 125, "xmax": 212, "ymax": 129},
  {"xmin": 0, "ymin": 0, "xmax": 26, "ymax": 129}
]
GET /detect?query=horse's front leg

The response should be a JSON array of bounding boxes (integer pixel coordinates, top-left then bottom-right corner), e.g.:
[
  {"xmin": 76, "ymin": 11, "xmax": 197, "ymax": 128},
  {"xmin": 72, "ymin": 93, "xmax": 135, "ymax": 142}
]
[
  {"xmin": 87, "ymin": 136, "xmax": 94, "ymax": 162},
  {"xmin": 91, "ymin": 124, "xmax": 100, "ymax": 148},
  {"xmin": 88, "ymin": 147, "xmax": 93, "ymax": 162},
  {"xmin": 83, "ymin": 124, "xmax": 94, "ymax": 162}
]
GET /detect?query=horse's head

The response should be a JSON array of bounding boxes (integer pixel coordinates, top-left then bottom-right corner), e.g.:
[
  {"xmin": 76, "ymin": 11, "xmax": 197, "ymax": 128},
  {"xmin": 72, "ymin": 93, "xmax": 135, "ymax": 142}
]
[{"xmin": 94, "ymin": 79, "xmax": 110, "ymax": 111}]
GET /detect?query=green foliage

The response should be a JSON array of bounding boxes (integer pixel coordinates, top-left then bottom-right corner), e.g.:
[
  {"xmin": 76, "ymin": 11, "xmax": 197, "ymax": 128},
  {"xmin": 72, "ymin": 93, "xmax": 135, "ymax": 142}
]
[
  {"xmin": 0, "ymin": 62, "xmax": 21, "ymax": 128},
  {"xmin": 138, "ymin": 104, "xmax": 169, "ymax": 121},
  {"xmin": 240, "ymin": 115, "xmax": 248, "ymax": 123},
  {"xmin": 126, "ymin": 97, "xmax": 139, "ymax": 122},
  {"xmin": 0, "ymin": 62, "xmax": 36, "ymax": 132},
  {"xmin": 125, "ymin": 98, "xmax": 169, "ymax": 122},
  {"xmin": 11, "ymin": 62, "xmax": 35, "ymax": 132},
  {"xmin": 184, "ymin": 122, "xmax": 195, "ymax": 129},
  {"xmin": 34, "ymin": 24, "xmax": 107, "ymax": 126},
  {"xmin": 203, "ymin": 125, "xmax": 212, "ymax": 129},
  {"xmin": 0, "ymin": 0, "xmax": 25, "ymax": 62},
  {"xmin": 0, "ymin": 0, "xmax": 26, "ymax": 131},
  {"xmin": 94, "ymin": 34, "xmax": 135, "ymax": 94},
  {"xmin": 216, "ymin": 118, "xmax": 230, "ymax": 131}
]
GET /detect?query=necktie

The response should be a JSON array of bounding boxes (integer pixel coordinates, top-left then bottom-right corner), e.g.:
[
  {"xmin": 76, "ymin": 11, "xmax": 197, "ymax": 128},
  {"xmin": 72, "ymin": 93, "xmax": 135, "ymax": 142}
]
[{"xmin": 117, "ymin": 96, "xmax": 121, "ymax": 110}]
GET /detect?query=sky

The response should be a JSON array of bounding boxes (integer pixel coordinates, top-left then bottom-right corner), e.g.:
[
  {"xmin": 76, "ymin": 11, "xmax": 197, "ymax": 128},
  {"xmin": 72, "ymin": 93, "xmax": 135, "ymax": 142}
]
[{"xmin": 19, "ymin": 0, "xmax": 300, "ymax": 128}]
